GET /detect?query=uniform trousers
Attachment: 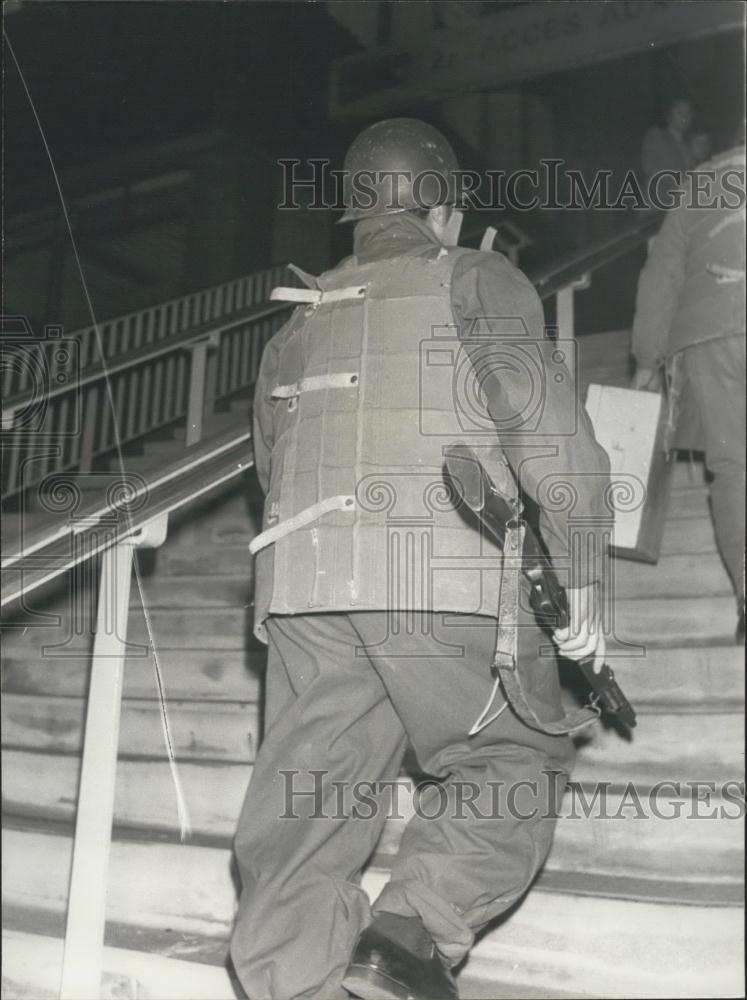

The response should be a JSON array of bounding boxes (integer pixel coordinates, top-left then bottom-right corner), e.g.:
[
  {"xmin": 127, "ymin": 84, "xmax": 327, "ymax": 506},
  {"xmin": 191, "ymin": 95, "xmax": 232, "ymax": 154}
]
[
  {"xmin": 230, "ymin": 602, "xmax": 574, "ymax": 999},
  {"xmin": 682, "ymin": 334, "xmax": 746, "ymax": 600}
]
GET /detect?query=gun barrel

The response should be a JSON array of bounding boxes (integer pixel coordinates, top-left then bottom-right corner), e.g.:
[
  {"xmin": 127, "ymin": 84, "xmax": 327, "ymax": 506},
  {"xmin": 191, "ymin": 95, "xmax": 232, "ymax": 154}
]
[{"xmin": 578, "ymin": 661, "xmax": 637, "ymax": 728}]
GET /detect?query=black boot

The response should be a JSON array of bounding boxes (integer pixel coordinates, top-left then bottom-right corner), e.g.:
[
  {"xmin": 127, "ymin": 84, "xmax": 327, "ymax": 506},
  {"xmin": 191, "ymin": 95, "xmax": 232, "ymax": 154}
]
[{"xmin": 343, "ymin": 912, "xmax": 458, "ymax": 1000}]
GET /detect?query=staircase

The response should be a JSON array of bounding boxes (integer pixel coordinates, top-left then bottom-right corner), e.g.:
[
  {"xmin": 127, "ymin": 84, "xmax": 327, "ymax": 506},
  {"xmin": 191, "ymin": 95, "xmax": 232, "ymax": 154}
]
[{"xmin": 1, "ymin": 330, "xmax": 743, "ymax": 1000}]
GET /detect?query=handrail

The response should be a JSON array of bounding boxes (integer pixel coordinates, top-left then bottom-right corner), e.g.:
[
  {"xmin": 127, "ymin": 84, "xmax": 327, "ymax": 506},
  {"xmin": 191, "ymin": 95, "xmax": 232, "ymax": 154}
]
[
  {"xmin": 2, "ymin": 300, "xmax": 285, "ymax": 420},
  {"xmin": 1, "ymin": 260, "xmax": 293, "ymax": 401},
  {"xmin": 530, "ymin": 212, "xmax": 661, "ymax": 300},
  {"xmin": 1, "ymin": 263, "xmax": 297, "ymax": 498},
  {"xmin": 1, "ymin": 424, "xmax": 253, "ymax": 607}
]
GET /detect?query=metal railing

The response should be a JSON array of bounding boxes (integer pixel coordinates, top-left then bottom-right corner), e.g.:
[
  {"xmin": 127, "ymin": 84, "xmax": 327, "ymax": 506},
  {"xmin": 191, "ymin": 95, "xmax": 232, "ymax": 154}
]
[
  {"xmin": 1, "ymin": 262, "xmax": 296, "ymax": 498},
  {"xmin": 529, "ymin": 211, "xmax": 661, "ymax": 347},
  {"xmin": 0, "ymin": 211, "xmax": 660, "ymax": 999}
]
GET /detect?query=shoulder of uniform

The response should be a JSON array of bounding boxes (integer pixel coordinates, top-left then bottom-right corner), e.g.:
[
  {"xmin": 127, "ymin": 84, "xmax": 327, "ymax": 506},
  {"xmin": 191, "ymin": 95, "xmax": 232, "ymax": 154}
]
[{"xmin": 449, "ymin": 246, "xmax": 534, "ymax": 287}]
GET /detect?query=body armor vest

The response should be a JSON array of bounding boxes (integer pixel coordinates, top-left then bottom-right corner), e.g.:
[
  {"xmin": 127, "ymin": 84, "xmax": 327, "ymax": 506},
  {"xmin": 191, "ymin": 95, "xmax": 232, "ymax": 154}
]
[{"xmin": 252, "ymin": 247, "xmax": 513, "ymax": 640}]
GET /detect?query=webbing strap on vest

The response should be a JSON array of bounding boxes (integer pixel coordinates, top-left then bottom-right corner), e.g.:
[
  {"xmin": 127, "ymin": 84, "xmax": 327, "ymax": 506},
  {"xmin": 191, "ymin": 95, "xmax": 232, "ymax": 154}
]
[
  {"xmin": 248, "ymin": 495, "xmax": 356, "ymax": 555},
  {"xmin": 271, "ymin": 372, "xmax": 359, "ymax": 399},
  {"xmin": 270, "ymin": 285, "xmax": 366, "ymax": 305}
]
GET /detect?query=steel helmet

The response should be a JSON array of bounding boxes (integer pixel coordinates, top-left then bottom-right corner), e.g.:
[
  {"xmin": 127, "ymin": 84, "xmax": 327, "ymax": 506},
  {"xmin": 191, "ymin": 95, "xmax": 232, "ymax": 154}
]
[{"xmin": 340, "ymin": 118, "xmax": 460, "ymax": 222}]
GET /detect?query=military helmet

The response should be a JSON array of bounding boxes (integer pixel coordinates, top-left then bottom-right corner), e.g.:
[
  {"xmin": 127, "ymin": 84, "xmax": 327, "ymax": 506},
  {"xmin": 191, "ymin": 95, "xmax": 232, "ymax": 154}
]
[{"xmin": 340, "ymin": 118, "xmax": 460, "ymax": 222}]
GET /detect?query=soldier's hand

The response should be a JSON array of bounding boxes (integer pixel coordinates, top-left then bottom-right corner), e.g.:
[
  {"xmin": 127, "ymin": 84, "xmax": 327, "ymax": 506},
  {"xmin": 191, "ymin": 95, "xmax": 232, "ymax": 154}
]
[
  {"xmin": 631, "ymin": 367, "xmax": 663, "ymax": 392},
  {"xmin": 553, "ymin": 583, "xmax": 606, "ymax": 674}
]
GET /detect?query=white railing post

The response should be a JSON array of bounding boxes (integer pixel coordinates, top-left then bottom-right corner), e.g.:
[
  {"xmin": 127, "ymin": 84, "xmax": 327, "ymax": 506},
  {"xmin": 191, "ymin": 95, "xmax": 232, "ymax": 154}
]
[
  {"xmin": 184, "ymin": 331, "xmax": 220, "ymax": 447},
  {"xmin": 555, "ymin": 273, "xmax": 591, "ymax": 340},
  {"xmin": 59, "ymin": 514, "xmax": 169, "ymax": 1000}
]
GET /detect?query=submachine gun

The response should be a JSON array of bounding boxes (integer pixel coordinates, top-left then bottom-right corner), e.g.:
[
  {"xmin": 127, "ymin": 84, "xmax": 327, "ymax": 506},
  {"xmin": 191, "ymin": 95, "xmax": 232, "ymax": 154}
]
[{"xmin": 444, "ymin": 444, "xmax": 636, "ymax": 731}]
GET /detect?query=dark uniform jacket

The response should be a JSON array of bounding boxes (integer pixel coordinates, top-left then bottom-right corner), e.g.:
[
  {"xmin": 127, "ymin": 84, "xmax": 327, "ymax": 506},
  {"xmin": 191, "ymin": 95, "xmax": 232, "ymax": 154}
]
[
  {"xmin": 632, "ymin": 146, "xmax": 745, "ymax": 447},
  {"xmin": 252, "ymin": 212, "xmax": 610, "ymax": 640}
]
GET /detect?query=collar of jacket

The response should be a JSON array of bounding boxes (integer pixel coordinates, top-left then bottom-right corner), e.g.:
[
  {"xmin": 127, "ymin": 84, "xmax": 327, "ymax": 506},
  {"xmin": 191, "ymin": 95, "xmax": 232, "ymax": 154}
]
[{"xmin": 353, "ymin": 211, "xmax": 443, "ymax": 264}]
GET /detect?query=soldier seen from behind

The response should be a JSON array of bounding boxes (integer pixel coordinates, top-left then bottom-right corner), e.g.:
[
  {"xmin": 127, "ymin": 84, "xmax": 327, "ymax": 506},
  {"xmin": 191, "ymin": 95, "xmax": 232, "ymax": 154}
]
[{"xmin": 230, "ymin": 119, "xmax": 612, "ymax": 999}]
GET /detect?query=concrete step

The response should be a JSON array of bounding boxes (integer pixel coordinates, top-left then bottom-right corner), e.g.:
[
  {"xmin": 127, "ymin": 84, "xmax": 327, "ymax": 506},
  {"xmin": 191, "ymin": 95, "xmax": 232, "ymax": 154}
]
[
  {"xmin": 568, "ymin": 710, "xmax": 743, "ymax": 786},
  {"xmin": 2, "ymin": 642, "xmax": 741, "ymax": 710},
  {"xmin": 3, "ymin": 690, "xmax": 742, "ymax": 783},
  {"xmin": 2, "ymin": 927, "xmax": 237, "ymax": 1000},
  {"xmin": 660, "ymin": 514, "xmax": 718, "ymax": 555},
  {"xmin": 3, "ymin": 606, "xmax": 253, "ymax": 651},
  {"xmin": 3, "ymin": 750, "xmax": 742, "ymax": 885},
  {"xmin": 610, "ymin": 644, "xmax": 744, "ymax": 708},
  {"xmin": 2, "ymin": 693, "xmax": 259, "ymax": 763},
  {"xmin": 128, "ymin": 574, "xmax": 252, "ymax": 609},
  {"xmin": 153, "ymin": 543, "xmax": 257, "ymax": 576},
  {"xmin": 610, "ymin": 552, "xmax": 732, "ymax": 598},
  {"xmin": 452, "ymin": 885, "xmax": 743, "ymax": 999},
  {"xmin": 124, "ymin": 607, "xmax": 252, "ymax": 648},
  {"xmin": 2, "ymin": 825, "xmax": 743, "ymax": 999},
  {"xmin": 610, "ymin": 595, "xmax": 736, "ymax": 646},
  {"xmin": 1, "ymin": 648, "xmax": 263, "ymax": 702},
  {"xmin": 667, "ymin": 487, "xmax": 710, "ymax": 519}
]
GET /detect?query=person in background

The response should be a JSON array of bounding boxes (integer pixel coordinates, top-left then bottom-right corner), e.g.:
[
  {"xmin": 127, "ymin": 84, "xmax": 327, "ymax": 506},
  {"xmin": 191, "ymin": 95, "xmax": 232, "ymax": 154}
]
[
  {"xmin": 641, "ymin": 98, "xmax": 694, "ymax": 202},
  {"xmin": 631, "ymin": 141, "xmax": 745, "ymax": 639}
]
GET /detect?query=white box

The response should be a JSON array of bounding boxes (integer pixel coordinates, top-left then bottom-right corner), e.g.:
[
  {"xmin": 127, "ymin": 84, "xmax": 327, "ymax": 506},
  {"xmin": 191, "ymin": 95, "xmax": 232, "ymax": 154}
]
[{"xmin": 585, "ymin": 384, "xmax": 673, "ymax": 562}]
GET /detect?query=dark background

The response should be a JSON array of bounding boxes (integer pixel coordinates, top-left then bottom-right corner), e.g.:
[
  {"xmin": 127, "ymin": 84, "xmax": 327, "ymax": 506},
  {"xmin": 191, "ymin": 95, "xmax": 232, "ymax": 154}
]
[{"xmin": 4, "ymin": 1, "xmax": 745, "ymax": 332}]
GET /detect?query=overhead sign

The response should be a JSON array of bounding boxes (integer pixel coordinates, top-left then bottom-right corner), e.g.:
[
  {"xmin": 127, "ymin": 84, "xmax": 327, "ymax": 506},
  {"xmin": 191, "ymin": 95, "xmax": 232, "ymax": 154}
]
[{"xmin": 330, "ymin": 0, "xmax": 744, "ymax": 119}]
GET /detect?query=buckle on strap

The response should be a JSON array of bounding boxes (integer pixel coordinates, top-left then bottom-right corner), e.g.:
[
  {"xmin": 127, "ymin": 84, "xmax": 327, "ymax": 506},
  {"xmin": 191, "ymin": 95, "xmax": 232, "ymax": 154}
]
[
  {"xmin": 271, "ymin": 372, "xmax": 359, "ymax": 399},
  {"xmin": 249, "ymin": 494, "xmax": 356, "ymax": 555}
]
